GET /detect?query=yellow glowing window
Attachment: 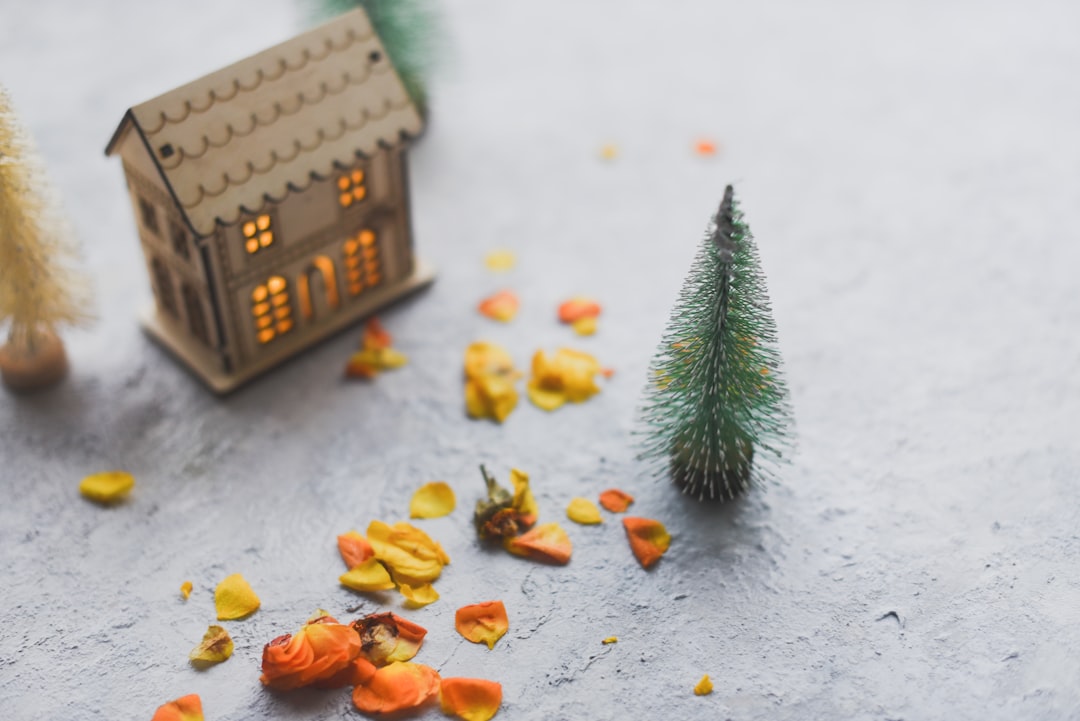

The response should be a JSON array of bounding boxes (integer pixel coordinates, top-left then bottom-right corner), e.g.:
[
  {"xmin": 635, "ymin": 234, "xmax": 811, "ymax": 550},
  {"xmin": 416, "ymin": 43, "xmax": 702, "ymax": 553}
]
[
  {"xmin": 243, "ymin": 214, "xmax": 274, "ymax": 254},
  {"xmin": 251, "ymin": 275, "xmax": 293, "ymax": 343},
  {"xmin": 337, "ymin": 170, "xmax": 367, "ymax": 208},
  {"xmin": 343, "ymin": 229, "xmax": 382, "ymax": 296}
]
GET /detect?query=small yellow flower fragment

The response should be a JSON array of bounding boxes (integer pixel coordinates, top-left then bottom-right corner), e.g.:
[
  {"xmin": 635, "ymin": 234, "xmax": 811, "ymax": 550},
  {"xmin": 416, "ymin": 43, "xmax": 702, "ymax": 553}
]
[
  {"xmin": 484, "ymin": 249, "xmax": 516, "ymax": 272},
  {"xmin": 78, "ymin": 470, "xmax": 134, "ymax": 504},
  {"xmin": 180, "ymin": 581, "xmax": 193, "ymax": 600},
  {"xmin": 400, "ymin": 582, "xmax": 440, "ymax": 607},
  {"xmin": 151, "ymin": 694, "xmax": 203, "ymax": 721},
  {"xmin": 409, "ymin": 481, "xmax": 456, "ymax": 519},
  {"xmin": 340, "ymin": 558, "xmax": 397, "ymax": 592},
  {"xmin": 566, "ymin": 497, "xmax": 602, "ymax": 525},
  {"xmin": 694, "ymin": 674, "xmax": 714, "ymax": 696},
  {"xmin": 214, "ymin": 573, "xmax": 260, "ymax": 620},
  {"xmin": 599, "ymin": 144, "xmax": 619, "ymax": 160},
  {"xmin": 602, "ymin": 636, "xmax": 618, "ymax": 645},
  {"xmin": 189, "ymin": 625, "xmax": 233, "ymax": 668},
  {"xmin": 571, "ymin": 316, "xmax": 597, "ymax": 336}
]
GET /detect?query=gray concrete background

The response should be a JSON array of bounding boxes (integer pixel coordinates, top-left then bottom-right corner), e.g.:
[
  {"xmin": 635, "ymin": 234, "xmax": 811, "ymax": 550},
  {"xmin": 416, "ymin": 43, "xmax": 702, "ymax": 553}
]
[{"xmin": 2, "ymin": 1, "xmax": 1079, "ymax": 719}]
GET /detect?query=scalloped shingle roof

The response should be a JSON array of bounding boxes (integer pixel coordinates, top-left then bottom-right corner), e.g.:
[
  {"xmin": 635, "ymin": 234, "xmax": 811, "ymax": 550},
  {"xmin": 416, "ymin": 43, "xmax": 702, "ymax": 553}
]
[{"xmin": 106, "ymin": 8, "xmax": 422, "ymax": 237}]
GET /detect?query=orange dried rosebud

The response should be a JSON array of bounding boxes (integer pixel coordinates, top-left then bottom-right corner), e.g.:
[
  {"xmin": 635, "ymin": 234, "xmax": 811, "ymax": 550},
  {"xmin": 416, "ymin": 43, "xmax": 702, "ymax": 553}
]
[
  {"xmin": 214, "ymin": 573, "xmax": 260, "ymax": 620},
  {"xmin": 189, "ymin": 624, "xmax": 233, "ymax": 668},
  {"xmin": 337, "ymin": 530, "xmax": 374, "ymax": 570},
  {"xmin": 622, "ymin": 517, "xmax": 671, "ymax": 569},
  {"xmin": 557, "ymin": 297, "xmax": 602, "ymax": 324},
  {"xmin": 598, "ymin": 488, "xmax": 634, "ymax": 513},
  {"xmin": 352, "ymin": 612, "xmax": 428, "ymax": 665},
  {"xmin": 409, "ymin": 481, "xmax": 456, "ymax": 519},
  {"xmin": 455, "ymin": 601, "xmax": 509, "ymax": 650},
  {"xmin": 259, "ymin": 619, "xmax": 362, "ymax": 690},
  {"xmin": 504, "ymin": 523, "xmax": 573, "ymax": 565},
  {"xmin": 440, "ymin": 677, "xmax": 503, "ymax": 721},
  {"xmin": 314, "ymin": 655, "xmax": 378, "ymax": 689},
  {"xmin": 151, "ymin": 694, "xmax": 203, "ymax": 721},
  {"xmin": 362, "ymin": 317, "xmax": 392, "ymax": 350},
  {"xmin": 352, "ymin": 661, "xmax": 441, "ymax": 715},
  {"xmin": 367, "ymin": 520, "xmax": 450, "ymax": 584},
  {"xmin": 478, "ymin": 290, "xmax": 520, "ymax": 323}
]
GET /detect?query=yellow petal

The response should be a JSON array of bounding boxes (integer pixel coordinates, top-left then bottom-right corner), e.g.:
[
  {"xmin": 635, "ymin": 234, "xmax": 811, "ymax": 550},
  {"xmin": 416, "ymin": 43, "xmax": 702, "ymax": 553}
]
[
  {"xmin": 399, "ymin": 582, "xmax": 440, "ymax": 607},
  {"xmin": 214, "ymin": 573, "xmax": 260, "ymax": 620},
  {"xmin": 464, "ymin": 342, "xmax": 516, "ymax": 381},
  {"xmin": 571, "ymin": 316, "xmax": 597, "ymax": 336},
  {"xmin": 602, "ymin": 636, "xmax": 618, "ymax": 645},
  {"xmin": 484, "ymin": 249, "xmax": 516, "ymax": 272},
  {"xmin": 409, "ymin": 481, "xmax": 456, "ymax": 519},
  {"xmin": 466, "ymin": 374, "xmax": 519, "ymax": 423},
  {"xmin": 78, "ymin": 470, "xmax": 134, "ymax": 504},
  {"xmin": 509, "ymin": 468, "xmax": 538, "ymax": 521},
  {"xmin": 599, "ymin": 144, "xmax": 619, "ymax": 160},
  {"xmin": 566, "ymin": 497, "xmax": 602, "ymax": 525},
  {"xmin": 340, "ymin": 558, "xmax": 397, "ymax": 592},
  {"xmin": 526, "ymin": 380, "xmax": 565, "ymax": 411},
  {"xmin": 180, "ymin": 581, "xmax": 193, "ymax": 600},
  {"xmin": 189, "ymin": 625, "xmax": 233, "ymax": 667},
  {"xmin": 367, "ymin": 520, "xmax": 450, "ymax": 584},
  {"xmin": 694, "ymin": 674, "xmax": 714, "ymax": 695},
  {"xmin": 376, "ymin": 347, "xmax": 408, "ymax": 370}
]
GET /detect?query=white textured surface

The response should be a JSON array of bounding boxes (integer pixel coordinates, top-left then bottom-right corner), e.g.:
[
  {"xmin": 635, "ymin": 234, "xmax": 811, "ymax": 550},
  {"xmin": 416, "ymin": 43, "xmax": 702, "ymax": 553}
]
[{"xmin": 2, "ymin": 1, "xmax": 1079, "ymax": 720}]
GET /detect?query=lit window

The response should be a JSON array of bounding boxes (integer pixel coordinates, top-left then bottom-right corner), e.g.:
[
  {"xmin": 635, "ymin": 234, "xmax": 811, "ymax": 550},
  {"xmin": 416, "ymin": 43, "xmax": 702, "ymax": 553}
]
[
  {"xmin": 342, "ymin": 229, "xmax": 381, "ymax": 296},
  {"xmin": 251, "ymin": 275, "xmax": 293, "ymax": 344},
  {"xmin": 337, "ymin": 169, "xmax": 367, "ymax": 208},
  {"xmin": 242, "ymin": 214, "xmax": 274, "ymax": 254}
]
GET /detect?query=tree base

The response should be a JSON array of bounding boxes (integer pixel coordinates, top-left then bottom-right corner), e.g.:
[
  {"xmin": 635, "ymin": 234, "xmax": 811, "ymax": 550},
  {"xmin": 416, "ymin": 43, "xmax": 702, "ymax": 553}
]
[
  {"xmin": 0, "ymin": 330, "xmax": 69, "ymax": 392},
  {"xmin": 670, "ymin": 443, "xmax": 754, "ymax": 502}
]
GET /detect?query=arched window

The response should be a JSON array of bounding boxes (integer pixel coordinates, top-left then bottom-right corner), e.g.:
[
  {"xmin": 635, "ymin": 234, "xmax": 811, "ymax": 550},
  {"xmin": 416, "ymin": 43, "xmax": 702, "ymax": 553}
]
[
  {"xmin": 251, "ymin": 276, "xmax": 293, "ymax": 344},
  {"xmin": 151, "ymin": 257, "xmax": 178, "ymax": 317},
  {"xmin": 342, "ymin": 229, "xmax": 382, "ymax": 297},
  {"xmin": 181, "ymin": 284, "xmax": 210, "ymax": 346},
  {"xmin": 297, "ymin": 255, "xmax": 341, "ymax": 321}
]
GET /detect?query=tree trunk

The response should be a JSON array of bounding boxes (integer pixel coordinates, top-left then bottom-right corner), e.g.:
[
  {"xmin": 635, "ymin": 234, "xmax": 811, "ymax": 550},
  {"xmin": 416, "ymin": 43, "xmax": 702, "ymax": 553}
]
[{"xmin": 0, "ymin": 327, "xmax": 68, "ymax": 392}]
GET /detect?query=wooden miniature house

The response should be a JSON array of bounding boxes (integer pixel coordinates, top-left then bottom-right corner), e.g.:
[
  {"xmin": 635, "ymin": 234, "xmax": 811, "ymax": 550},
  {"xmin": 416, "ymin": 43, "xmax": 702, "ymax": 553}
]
[{"xmin": 105, "ymin": 9, "xmax": 432, "ymax": 393}]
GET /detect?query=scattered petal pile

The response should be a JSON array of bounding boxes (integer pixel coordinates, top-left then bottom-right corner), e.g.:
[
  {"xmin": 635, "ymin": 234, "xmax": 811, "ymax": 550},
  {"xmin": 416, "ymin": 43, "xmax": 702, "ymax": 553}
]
[
  {"xmin": 345, "ymin": 318, "xmax": 408, "ymax": 379},
  {"xmin": 214, "ymin": 574, "xmax": 260, "ymax": 620},
  {"xmin": 527, "ymin": 348, "xmax": 606, "ymax": 411},
  {"xmin": 622, "ymin": 517, "xmax": 671, "ymax": 569},
  {"xmin": 455, "ymin": 601, "xmax": 509, "ymax": 649},
  {"xmin": 464, "ymin": 341, "xmax": 520, "ymax": 423},
  {"xmin": 189, "ymin": 625, "xmax": 233, "ymax": 668},
  {"xmin": 410, "ymin": 481, "xmax": 456, "ymax": 519},
  {"xmin": 477, "ymin": 290, "xmax": 520, "ymax": 323},
  {"xmin": 151, "ymin": 694, "xmax": 203, "ymax": 721},
  {"xmin": 337, "ymin": 522, "xmax": 451, "ymax": 604},
  {"xmin": 78, "ymin": 470, "xmax": 134, "ymax": 504}
]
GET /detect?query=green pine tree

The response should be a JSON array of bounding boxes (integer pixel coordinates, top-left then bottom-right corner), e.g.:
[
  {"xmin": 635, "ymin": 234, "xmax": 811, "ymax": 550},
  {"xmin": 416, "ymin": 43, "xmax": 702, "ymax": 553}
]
[{"xmin": 638, "ymin": 185, "xmax": 793, "ymax": 501}]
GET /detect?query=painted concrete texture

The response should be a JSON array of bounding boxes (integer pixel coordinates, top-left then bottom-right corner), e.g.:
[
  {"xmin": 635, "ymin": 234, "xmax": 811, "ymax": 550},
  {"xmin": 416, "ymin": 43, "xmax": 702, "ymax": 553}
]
[{"xmin": 2, "ymin": 1, "xmax": 1079, "ymax": 720}]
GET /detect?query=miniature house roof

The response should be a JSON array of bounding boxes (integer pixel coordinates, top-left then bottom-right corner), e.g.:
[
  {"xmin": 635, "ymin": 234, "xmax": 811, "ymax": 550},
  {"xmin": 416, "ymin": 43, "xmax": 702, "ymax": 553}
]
[{"xmin": 105, "ymin": 9, "xmax": 423, "ymax": 237}]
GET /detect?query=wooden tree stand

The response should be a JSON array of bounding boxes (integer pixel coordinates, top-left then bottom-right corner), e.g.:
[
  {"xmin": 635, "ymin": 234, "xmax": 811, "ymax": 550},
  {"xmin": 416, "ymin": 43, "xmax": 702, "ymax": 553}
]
[{"xmin": 0, "ymin": 329, "xmax": 69, "ymax": 392}]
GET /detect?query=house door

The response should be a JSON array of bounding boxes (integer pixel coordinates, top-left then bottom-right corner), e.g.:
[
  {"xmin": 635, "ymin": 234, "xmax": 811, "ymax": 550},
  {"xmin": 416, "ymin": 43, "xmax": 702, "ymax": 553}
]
[{"xmin": 297, "ymin": 255, "xmax": 340, "ymax": 324}]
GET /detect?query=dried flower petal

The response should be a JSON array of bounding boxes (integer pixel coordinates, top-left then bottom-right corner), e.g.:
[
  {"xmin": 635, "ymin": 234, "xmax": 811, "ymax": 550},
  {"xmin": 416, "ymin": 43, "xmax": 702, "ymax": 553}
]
[
  {"xmin": 599, "ymin": 144, "xmax": 619, "ymax": 161},
  {"xmin": 509, "ymin": 468, "xmax": 538, "ymax": 524},
  {"xmin": 455, "ymin": 601, "xmax": 509, "ymax": 649},
  {"xmin": 478, "ymin": 290, "xmax": 520, "ymax": 322},
  {"xmin": 694, "ymin": 139, "xmax": 719, "ymax": 157},
  {"xmin": 527, "ymin": 348, "xmax": 603, "ymax": 411},
  {"xmin": 180, "ymin": 581, "xmax": 193, "ymax": 600},
  {"xmin": 602, "ymin": 636, "xmax": 618, "ymax": 645},
  {"xmin": 440, "ymin": 677, "xmax": 503, "ymax": 721},
  {"xmin": 598, "ymin": 488, "xmax": 634, "ymax": 513},
  {"xmin": 694, "ymin": 674, "xmax": 714, "ymax": 695},
  {"xmin": 337, "ymin": 530, "xmax": 374, "ymax": 570},
  {"xmin": 558, "ymin": 297, "xmax": 602, "ymax": 324},
  {"xmin": 622, "ymin": 517, "xmax": 671, "ymax": 569},
  {"xmin": 314, "ymin": 655, "xmax": 378, "ymax": 689},
  {"xmin": 571, "ymin": 316, "xmax": 597, "ymax": 336},
  {"xmin": 189, "ymin": 625, "xmax": 233, "ymax": 668},
  {"xmin": 351, "ymin": 612, "xmax": 428, "ymax": 665},
  {"xmin": 344, "ymin": 356, "xmax": 378, "ymax": 379},
  {"xmin": 78, "ymin": 470, "xmax": 134, "ymax": 504},
  {"xmin": 214, "ymin": 574, "xmax": 260, "ymax": 620},
  {"xmin": 367, "ymin": 520, "xmax": 450, "ymax": 584},
  {"xmin": 340, "ymin": 558, "xmax": 396, "ymax": 592},
  {"xmin": 151, "ymin": 694, "xmax": 203, "ymax": 721},
  {"xmin": 352, "ymin": 662, "xmax": 441, "ymax": 714},
  {"xmin": 400, "ymin": 582, "xmax": 439, "ymax": 607},
  {"xmin": 464, "ymin": 342, "xmax": 516, "ymax": 381},
  {"xmin": 566, "ymin": 497, "xmax": 602, "ymax": 525},
  {"xmin": 465, "ymin": 375, "xmax": 519, "ymax": 423},
  {"xmin": 260, "ymin": 619, "xmax": 362, "ymax": 690},
  {"xmin": 474, "ymin": 466, "xmax": 536, "ymax": 540},
  {"xmin": 484, "ymin": 249, "xmax": 516, "ymax": 272},
  {"xmin": 504, "ymin": 523, "xmax": 573, "ymax": 565},
  {"xmin": 409, "ymin": 481, "xmax": 456, "ymax": 519},
  {"xmin": 362, "ymin": 317, "xmax": 392, "ymax": 350}
]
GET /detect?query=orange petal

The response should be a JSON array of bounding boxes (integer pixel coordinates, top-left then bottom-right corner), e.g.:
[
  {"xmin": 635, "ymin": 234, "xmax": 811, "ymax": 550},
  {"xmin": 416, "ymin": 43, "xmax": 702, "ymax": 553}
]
[
  {"xmin": 409, "ymin": 481, "xmax": 456, "ymax": 519},
  {"xmin": 340, "ymin": 558, "xmax": 396, "ymax": 592},
  {"xmin": 78, "ymin": 470, "xmax": 134, "ymax": 504},
  {"xmin": 337, "ymin": 530, "xmax": 374, "ymax": 569},
  {"xmin": 314, "ymin": 655, "xmax": 378, "ymax": 689},
  {"xmin": 504, "ymin": 523, "xmax": 573, "ymax": 565},
  {"xmin": 214, "ymin": 573, "xmax": 260, "ymax": 620},
  {"xmin": 566, "ymin": 497, "xmax": 602, "ymax": 525},
  {"xmin": 362, "ymin": 317, "xmax": 392, "ymax": 350},
  {"xmin": 189, "ymin": 624, "xmax": 233, "ymax": 667},
  {"xmin": 455, "ymin": 601, "xmax": 509, "ymax": 650},
  {"xmin": 598, "ymin": 488, "xmax": 634, "ymax": 513},
  {"xmin": 694, "ymin": 674, "xmax": 714, "ymax": 695},
  {"xmin": 557, "ymin": 297, "xmax": 602, "ymax": 324},
  {"xmin": 352, "ymin": 662, "xmax": 441, "ymax": 714},
  {"xmin": 440, "ymin": 677, "xmax": 503, "ymax": 721},
  {"xmin": 344, "ymin": 355, "xmax": 379, "ymax": 379},
  {"xmin": 367, "ymin": 520, "xmax": 450, "ymax": 584},
  {"xmin": 352, "ymin": 612, "xmax": 428, "ymax": 665},
  {"xmin": 694, "ymin": 139, "xmax": 719, "ymax": 156},
  {"xmin": 478, "ymin": 290, "xmax": 520, "ymax": 323},
  {"xmin": 151, "ymin": 694, "xmax": 203, "ymax": 721},
  {"xmin": 180, "ymin": 581, "xmax": 193, "ymax": 600},
  {"xmin": 259, "ymin": 620, "xmax": 362, "ymax": 690},
  {"xmin": 622, "ymin": 517, "xmax": 671, "ymax": 568}
]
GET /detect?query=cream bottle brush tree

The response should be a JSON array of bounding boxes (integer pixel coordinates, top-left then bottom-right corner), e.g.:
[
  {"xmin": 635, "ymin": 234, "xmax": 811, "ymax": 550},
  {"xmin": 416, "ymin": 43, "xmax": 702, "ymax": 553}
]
[{"xmin": 0, "ymin": 85, "xmax": 90, "ymax": 391}]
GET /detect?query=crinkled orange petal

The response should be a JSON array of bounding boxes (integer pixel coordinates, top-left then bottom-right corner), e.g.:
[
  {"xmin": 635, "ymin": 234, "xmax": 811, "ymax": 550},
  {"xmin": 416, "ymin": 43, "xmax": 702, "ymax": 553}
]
[
  {"xmin": 314, "ymin": 655, "xmax": 378, "ymax": 689},
  {"xmin": 180, "ymin": 581, "xmax": 193, "ymax": 600},
  {"xmin": 340, "ymin": 558, "xmax": 396, "ymax": 592},
  {"xmin": 622, "ymin": 517, "xmax": 671, "ymax": 568},
  {"xmin": 504, "ymin": 523, "xmax": 573, "ymax": 565},
  {"xmin": 566, "ymin": 497, "xmax": 602, "ymax": 525},
  {"xmin": 337, "ymin": 530, "xmax": 375, "ymax": 569},
  {"xmin": 571, "ymin": 316, "xmax": 597, "ymax": 336},
  {"xmin": 440, "ymin": 677, "xmax": 503, "ymax": 721},
  {"xmin": 400, "ymin": 582, "xmax": 440, "ymax": 607},
  {"xmin": 189, "ymin": 624, "xmax": 233, "ymax": 667},
  {"xmin": 409, "ymin": 481, "xmax": 456, "ymax": 519},
  {"xmin": 484, "ymin": 249, "xmax": 516, "ymax": 272},
  {"xmin": 478, "ymin": 290, "xmax": 520, "ymax": 322},
  {"xmin": 694, "ymin": 674, "xmax": 714, "ymax": 695},
  {"xmin": 151, "ymin": 694, "xmax": 203, "ymax": 721},
  {"xmin": 367, "ymin": 520, "xmax": 450, "ymax": 584},
  {"xmin": 362, "ymin": 317, "xmax": 392, "ymax": 350},
  {"xmin": 260, "ymin": 621, "xmax": 362, "ymax": 690},
  {"xmin": 214, "ymin": 573, "xmax": 260, "ymax": 620},
  {"xmin": 78, "ymin": 470, "xmax": 134, "ymax": 503},
  {"xmin": 598, "ymin": 488, "xmax": 634, "ymax": 513},
  {"xmin": 352, "ymin": 612, "xmax": 428, "ymax": 665},
  {"xmin": 464, "ymin": 342, "xmax": 516, "ymax": 381},
  {"xmin": 695, "ymin": 139, "xmax": 719, "ymax": 157},
  {"xmin": 455, "ymin": 601, "xmax": 509, "ymax": 650},
  {"xmin": 352, "ymin": 661, "xmax": 441, "ymax": 714},
  {"xmin": 558, "ymin": 297, "xmax": 602, "ymax": 323}
]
